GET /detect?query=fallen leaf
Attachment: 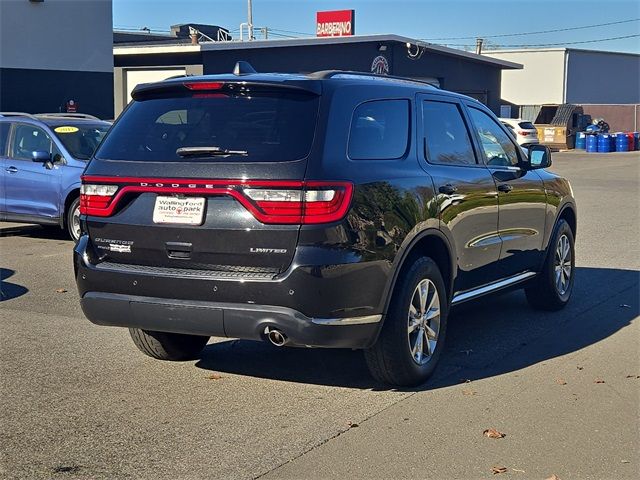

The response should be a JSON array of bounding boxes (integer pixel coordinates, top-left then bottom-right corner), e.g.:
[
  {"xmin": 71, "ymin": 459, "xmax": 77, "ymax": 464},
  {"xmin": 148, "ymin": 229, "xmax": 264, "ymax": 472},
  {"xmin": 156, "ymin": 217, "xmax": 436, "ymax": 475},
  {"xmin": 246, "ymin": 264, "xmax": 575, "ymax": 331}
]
[
  {"xmin": 556, "ymin": 378, "xmax": 567, "ymax": 385},
  {"xmin": 594, "ymin": 378, "xmax": 605, "ymax": 384},
  {"xmin": 545, "ymin": 475, "xmax": 560, "ymax": 480},
  {"xmin": 348, "ymin": 422, "xmax": 359, "ymax": 428},
  {"xmin": 483, "ymin": 428, "xmax": 506, "ymax": 439},
  {"xmin": 207, "ymin": 373, "xmax": 222, "ymax": 380},
  {"xmin": 625, "ymin": 375, "xmax": 639, "ymax": 379},
  {"xmin": 512, "ymin": 468, "xmax": 525, "ymax": 473},
  {"xmin": 55, "ymin": 288, "xmax": 67, "ymax": 293},
  {"xmin": 491, "ymin": 466, "xmax": 508, "ymax": 475},
  {"xmin": 462, "ymin": 389, "xmax": 477, "ymax": 396},
  {"xmin": 621, "ymin": 459, "xmax": 630, "ymax": 464},
  {"xmin": 576, "ymin": 366, "xmax": 584, "ymax": 370}
]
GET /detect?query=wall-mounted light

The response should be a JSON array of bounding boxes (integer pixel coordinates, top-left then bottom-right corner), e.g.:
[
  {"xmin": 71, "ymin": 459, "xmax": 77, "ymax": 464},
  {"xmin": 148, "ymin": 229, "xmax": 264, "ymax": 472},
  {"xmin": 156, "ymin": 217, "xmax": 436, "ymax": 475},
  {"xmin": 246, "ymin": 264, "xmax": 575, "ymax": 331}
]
[{"xmin": 377, "ymin": 44, "xmax": 387, "ymax": 52}]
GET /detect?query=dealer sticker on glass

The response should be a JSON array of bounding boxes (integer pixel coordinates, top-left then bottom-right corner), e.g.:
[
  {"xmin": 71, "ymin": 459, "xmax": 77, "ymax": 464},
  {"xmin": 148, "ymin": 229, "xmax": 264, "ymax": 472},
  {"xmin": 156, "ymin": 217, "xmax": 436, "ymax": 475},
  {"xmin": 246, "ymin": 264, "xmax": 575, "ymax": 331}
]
[{"xmin": 153, "ymin": 196, "xmax": 205, "ymax": 225}]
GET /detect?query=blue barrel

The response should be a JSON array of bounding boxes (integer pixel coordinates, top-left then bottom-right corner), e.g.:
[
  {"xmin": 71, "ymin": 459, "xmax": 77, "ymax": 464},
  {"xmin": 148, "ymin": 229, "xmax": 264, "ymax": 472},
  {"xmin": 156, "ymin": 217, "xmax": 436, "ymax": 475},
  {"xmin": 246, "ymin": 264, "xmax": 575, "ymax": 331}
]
[
  {"xmin": 586, "ymin": 134, "xmax": 598, "ymax": 152},
  {"xmin": 610, "ymin": 134, "xmax": 616, "ymax": 151},
  {"xmin": 634, "ymin": 132, "xmax": 640, "ymax": 151},
  {"xmin": 597, "ymin": 134, "xmax": 611, "ymax": 153},
  {"xmin": 575, "ymin": 132, "xmax": 587, "ymax": 150},
  {"xmin": 615, "ymin": 133, "xmax": 629, "ymax": 152}
]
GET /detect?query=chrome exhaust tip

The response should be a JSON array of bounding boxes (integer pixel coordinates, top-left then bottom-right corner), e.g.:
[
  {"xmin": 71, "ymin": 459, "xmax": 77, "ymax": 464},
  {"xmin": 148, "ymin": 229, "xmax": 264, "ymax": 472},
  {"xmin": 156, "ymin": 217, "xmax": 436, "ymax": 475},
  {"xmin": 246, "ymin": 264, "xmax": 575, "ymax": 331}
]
[{"xmin": 265, "ymin": 327, "xmax": 288, "ymax": 347}]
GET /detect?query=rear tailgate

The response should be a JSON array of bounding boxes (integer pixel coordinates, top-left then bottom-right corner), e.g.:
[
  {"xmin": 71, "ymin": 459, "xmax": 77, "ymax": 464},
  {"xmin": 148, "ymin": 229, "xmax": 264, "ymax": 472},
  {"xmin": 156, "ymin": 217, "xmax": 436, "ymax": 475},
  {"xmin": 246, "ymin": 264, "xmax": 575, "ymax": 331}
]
[{"xmin": 80, "ymin": 79, "xmax": 345, "ymax": 277}]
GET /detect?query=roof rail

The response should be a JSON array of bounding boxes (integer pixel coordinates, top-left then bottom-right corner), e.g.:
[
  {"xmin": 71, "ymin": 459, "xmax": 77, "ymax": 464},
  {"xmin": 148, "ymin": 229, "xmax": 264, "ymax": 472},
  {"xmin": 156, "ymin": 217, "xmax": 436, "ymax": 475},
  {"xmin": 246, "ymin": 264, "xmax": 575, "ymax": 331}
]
[
  {"xmin": 0, "ymin": 112, "xmax": 38, "ymax": 119},
  {"xmin": 308, "ymin": 70, "xmax": 439, "ymax": 88},
  {"xmin": 37, "ymin": 113, "xmax": 100, "ymax": 120}
]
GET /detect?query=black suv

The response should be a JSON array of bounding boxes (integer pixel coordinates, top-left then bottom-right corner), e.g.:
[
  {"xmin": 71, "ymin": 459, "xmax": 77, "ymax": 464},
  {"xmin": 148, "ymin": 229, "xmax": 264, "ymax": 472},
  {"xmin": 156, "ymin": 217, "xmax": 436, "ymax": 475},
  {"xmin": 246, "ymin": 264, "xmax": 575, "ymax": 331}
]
[{"xmin": 75, "ymin": 66, "xmax": 576, "ymax": 386}]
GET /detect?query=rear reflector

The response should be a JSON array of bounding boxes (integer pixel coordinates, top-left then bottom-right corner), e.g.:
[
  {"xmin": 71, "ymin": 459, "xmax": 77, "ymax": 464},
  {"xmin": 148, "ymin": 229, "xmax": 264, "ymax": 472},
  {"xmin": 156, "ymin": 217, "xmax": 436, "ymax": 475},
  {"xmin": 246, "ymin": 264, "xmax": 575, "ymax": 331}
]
[{"xmin": 80, "ymin": 177, "xmax": 353, "ymax": 225}]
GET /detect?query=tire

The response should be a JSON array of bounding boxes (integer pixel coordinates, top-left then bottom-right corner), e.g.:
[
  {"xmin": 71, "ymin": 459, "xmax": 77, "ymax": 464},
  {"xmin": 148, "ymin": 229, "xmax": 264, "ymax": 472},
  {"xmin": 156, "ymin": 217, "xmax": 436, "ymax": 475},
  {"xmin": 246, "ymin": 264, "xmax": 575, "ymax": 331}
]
[
  {"xmin": 365, "ymin": 257, "xmax": 448, "ymax": 387},
  {"xmin": 525, "ymin": 219, "xmax": 575, "ymax": 311},
  {"xmin": 129, "ymin": 328, "xmax": 209, "ymax": 361},
  {"xmin": 65, "ymin": 197, "xmax": 81, "ymax": 242}
]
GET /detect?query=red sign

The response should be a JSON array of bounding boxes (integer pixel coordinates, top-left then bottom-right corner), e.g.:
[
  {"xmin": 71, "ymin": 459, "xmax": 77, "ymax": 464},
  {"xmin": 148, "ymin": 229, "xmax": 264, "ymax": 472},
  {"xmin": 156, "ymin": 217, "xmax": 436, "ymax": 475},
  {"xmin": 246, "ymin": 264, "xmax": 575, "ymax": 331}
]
[
  {"xmin": 316, "ymin": 10, "xmax": 355, "ymax": 37},
  {"xmin": 66, "ymin": 100, "xmax": 78, "ymax": 113}
]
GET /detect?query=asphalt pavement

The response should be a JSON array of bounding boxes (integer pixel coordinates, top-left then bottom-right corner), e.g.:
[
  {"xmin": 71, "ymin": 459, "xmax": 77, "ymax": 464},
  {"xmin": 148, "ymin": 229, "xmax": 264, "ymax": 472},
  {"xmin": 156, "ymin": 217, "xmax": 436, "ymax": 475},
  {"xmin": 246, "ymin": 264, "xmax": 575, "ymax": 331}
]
[{"xmin": 1, "ymin": 151, "xmax": 638, "ymax": 479}]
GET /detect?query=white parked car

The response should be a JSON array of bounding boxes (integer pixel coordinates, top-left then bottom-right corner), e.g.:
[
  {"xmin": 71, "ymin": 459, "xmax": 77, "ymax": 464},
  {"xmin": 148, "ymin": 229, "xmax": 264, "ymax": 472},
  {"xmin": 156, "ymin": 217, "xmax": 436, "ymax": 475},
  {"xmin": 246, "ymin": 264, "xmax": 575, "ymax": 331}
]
[{"xmin": 499, "ymin": 118, "xmax": 539, "ymax": 147}]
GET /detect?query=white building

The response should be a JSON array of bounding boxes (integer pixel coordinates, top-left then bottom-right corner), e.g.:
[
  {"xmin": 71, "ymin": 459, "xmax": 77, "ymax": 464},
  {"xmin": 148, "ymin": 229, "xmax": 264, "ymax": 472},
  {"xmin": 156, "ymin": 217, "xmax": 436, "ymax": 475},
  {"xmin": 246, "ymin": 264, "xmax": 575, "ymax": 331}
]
[{"xmin": 0, "ymin": 0, "xmax": 114, "ymax": 118}]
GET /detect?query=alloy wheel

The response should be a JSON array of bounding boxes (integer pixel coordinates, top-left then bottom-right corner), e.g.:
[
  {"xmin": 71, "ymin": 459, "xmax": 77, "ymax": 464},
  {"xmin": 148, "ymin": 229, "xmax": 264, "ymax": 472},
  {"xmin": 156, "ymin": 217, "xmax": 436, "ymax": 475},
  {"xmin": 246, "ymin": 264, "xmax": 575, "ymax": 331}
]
[
  {"xmin": 554, "ymin": 233, "xmax": 572, "ymax": 295},
  {"xmin": 407, "ymin": 278, "xmax": 441, "ymax": 365}
]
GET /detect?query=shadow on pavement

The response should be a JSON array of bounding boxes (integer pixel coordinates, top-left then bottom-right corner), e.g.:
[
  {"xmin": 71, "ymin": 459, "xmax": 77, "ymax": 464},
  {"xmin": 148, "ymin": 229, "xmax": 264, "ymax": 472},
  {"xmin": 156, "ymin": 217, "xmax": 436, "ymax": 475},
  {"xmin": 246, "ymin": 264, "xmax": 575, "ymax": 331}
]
[
  {"xmin": 0, "ymin": 268, "xmax": 29, "ymax": 301},
  {"xmin": 0, "ymin": 223, "xmax": 69, "ymax": 241},
  {"xmin": 196, "ymin": 267, "xmax": 639, "ymax": 390}
]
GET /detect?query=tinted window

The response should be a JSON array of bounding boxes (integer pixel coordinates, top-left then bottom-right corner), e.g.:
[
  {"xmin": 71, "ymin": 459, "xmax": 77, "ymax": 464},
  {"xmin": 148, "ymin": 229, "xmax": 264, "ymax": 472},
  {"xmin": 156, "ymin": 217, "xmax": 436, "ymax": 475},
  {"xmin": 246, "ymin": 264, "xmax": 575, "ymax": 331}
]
[
  {"xmin": 348, "ymin": 100, "xmax": 409, "ymax": 160},
  {"xmin": 422, "ymin": 101, "xmax": 475, "ymax": 165},
  {"xmin": 518, "ymin": 121, "xmax": 536, "ymax": 130},
  {"xmin": 52, "ymin": 124, "xmax": 110, "ymax": 160},
  {"xmin": 11, "ymin": 124, "xmax": 53, "ymax": 160},
  {"xmin": 0, "ymin": 123, "xmax": 9, "ymax": 156},
  {"xmin": 96, "ymin": 92, "xmax": 319, "ymax": 162},
  {"xmin": 468, "ymin": 108, "xmax": 520, "ymax": 167}
]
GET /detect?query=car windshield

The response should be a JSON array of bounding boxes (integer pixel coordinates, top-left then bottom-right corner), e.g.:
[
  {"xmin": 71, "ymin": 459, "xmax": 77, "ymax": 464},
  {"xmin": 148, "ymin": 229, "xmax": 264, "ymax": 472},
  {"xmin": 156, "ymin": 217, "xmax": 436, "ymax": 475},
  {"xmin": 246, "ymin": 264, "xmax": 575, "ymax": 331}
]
[
  {"xmin": 52, "ymin": 124, "xmax": 110, "ymax": 160},
  {"xmin": 94, "ymin": 92, "xmax": 320, "ymax": 162}
]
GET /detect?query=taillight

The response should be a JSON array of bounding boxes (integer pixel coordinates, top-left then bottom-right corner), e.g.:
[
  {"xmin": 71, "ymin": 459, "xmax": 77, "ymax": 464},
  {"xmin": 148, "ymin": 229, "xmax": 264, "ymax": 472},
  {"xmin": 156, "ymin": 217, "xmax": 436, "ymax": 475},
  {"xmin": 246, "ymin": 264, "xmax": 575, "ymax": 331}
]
[
  {"xmin": 518, "ymin": 130, "xmax": 530, "ymax": 136},
  {"xmin": 79, "ymin": 184, "xmax": 118, "ymax": 215},
  {"xmin": 79, "ymin": 177, "xmax": 353, "ymax": 225},
  {"xmin": 242, "ymin": 183, "xmax": 352, "ymax": 224}
]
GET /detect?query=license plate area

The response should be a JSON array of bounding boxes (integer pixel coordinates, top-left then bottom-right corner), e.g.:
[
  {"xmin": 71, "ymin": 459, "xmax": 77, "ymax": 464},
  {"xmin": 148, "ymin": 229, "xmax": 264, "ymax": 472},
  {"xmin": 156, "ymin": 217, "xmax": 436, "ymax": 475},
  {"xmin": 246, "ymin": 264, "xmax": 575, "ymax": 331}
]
[{"xmin": 153, "ymin": 196, "xmax": 205, "ymax": 225}]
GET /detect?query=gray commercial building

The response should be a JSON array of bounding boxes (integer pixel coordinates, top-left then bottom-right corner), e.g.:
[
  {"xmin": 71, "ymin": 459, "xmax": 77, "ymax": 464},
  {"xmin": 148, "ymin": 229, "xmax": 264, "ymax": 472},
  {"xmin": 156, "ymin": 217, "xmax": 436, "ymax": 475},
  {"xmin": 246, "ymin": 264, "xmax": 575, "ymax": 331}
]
[
  {"xmin": 486, "ymin": 48, "xmax": 640, "ymax": 131},
  {"xmin": 113, "ymin": 33, "xmax": 521, "ymax": 117},
  {"xmin": 0, "ymin": 0, "xmax": 114, "ymax": 118}
]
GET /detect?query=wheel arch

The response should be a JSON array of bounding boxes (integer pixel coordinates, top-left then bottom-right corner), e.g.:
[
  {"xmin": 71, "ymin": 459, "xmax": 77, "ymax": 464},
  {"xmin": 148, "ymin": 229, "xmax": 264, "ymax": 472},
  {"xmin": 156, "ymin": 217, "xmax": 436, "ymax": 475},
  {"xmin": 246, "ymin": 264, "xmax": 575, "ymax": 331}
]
[
  {"xmin": 382, "ymin": 229, "xmax": 456, "ymax": 317},
  {"xmin": 60, "ymin": 187, "xmax": 80, "ymax": 229}
]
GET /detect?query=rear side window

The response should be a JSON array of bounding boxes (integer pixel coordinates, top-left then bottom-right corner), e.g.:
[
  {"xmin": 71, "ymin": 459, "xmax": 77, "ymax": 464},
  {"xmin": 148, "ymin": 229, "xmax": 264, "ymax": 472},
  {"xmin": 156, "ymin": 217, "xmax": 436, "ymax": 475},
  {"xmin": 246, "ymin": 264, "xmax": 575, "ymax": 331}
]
[
  {"xmin": 422, "ymin": 101, "xmax": 476, "ymax": 165},
  {"xmin": 0, "ymin": 123, "xmax": 9, "ymax": 156},
  {"xmin": 518, "ymin": 121, "xmax": 536, "ymax": 130},
  {"xmin": 95, "ymin": 92, "xmax": 319, "ymax": 162},
  {"xmin": 348, "ymin": 100, "xmax": 409, "ymax": 160}
]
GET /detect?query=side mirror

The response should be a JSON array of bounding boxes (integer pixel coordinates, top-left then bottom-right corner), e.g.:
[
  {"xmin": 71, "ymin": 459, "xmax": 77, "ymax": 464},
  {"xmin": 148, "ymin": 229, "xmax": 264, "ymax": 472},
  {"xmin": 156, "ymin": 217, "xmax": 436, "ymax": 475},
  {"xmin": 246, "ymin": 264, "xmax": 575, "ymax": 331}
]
[
  {"xmin": 32, "ymin": 150, "xmax": 52, "ymax": 163},
  {"xmin": 525, "ymin": 144, "xmax": 551, "ymax": 170}
]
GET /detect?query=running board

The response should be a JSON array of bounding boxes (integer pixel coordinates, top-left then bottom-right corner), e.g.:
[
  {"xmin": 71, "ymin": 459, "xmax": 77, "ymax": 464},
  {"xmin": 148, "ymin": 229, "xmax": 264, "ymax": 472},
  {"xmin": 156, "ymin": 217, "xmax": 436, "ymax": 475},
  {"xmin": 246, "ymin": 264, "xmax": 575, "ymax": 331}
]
[{"xmin": 451, "ymin": 272, "xmax": 536, "ymax": 305}]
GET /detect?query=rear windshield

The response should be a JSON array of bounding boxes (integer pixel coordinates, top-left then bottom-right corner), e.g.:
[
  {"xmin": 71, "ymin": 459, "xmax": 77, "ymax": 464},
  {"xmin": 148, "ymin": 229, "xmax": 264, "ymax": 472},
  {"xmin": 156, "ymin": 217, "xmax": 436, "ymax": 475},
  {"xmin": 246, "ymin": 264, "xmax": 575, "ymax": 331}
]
[
  {"xmin": 52, "ymin": 124, "xmax": 110, "ymax": 160},
  {"xmin": 518, "ymin": 121, "xmax": 536, "ymax": 130},
  {"xmin": 95, "ymin": 92, "xmax": 319, "ymax": 162}
]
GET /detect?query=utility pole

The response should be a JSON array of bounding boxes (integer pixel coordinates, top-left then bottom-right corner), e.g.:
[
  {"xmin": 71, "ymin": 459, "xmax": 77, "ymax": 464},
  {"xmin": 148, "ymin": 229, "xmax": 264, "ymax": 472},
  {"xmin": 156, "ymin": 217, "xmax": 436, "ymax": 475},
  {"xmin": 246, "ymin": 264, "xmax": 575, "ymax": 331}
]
[
  {"xmin": 247, "ymin": 0, "xmax": 254, "ymax": 41},
  {"xmin": 261, "ymin": 26, "xmax": 269, "ymax": 39}
]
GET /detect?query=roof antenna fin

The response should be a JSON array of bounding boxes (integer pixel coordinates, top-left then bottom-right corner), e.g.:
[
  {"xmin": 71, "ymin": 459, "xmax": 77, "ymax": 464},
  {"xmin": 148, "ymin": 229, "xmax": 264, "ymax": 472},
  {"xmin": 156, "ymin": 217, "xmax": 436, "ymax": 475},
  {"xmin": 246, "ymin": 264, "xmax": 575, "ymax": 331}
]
[{"xmin": 233, "ymin": 61, "xmax": 257, "ymax": 76}]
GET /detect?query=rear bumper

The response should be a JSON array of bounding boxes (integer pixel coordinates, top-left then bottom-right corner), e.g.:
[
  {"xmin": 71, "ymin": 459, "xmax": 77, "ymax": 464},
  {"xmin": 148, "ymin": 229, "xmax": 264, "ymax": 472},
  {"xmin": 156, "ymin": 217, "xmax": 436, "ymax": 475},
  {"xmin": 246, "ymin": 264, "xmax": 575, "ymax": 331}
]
[
  {"xmin": 74, "ymin": 235, "xmax": 387, "ymax": 349},
  {"xmin": 80, "ymin": 291, "xmax": 380, "ymax": 348}
]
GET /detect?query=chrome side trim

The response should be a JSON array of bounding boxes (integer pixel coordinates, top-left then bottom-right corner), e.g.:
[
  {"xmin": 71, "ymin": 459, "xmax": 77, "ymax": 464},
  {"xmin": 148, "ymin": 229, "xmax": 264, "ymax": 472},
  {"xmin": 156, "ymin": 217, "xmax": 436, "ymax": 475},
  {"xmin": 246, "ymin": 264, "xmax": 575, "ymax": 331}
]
[
  {"xmin": 312, "ymin": 314, "xmax": 383, "ymax": 326},
  {"xmin": 451, "ymin": 271, "xmax": 536, "ymax": 305}
]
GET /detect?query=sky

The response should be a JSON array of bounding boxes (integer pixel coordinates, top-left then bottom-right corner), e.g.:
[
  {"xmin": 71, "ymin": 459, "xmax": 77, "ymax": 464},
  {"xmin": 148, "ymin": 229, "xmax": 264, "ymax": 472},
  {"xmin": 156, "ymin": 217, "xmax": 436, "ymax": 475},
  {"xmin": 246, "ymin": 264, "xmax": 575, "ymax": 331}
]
[{"xmin": 113, "ymin": 0, "xmax": 640, "ymax": 54}]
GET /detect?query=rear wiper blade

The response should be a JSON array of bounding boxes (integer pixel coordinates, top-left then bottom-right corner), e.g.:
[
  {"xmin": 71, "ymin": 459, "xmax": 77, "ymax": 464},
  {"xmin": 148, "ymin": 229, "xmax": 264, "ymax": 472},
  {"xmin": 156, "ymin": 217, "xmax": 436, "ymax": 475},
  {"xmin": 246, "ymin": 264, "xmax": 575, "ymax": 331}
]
[{"xmin": 176, "ymin": 146, "xmax": 248, "ymax": 157}]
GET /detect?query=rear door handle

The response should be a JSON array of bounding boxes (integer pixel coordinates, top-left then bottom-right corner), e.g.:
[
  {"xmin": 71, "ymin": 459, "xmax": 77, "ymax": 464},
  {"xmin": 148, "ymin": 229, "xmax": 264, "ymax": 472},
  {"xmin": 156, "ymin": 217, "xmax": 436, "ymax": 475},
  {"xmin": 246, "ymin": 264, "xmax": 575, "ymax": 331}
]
[
  {"xmin": 438, "ymin": 184, "xmax": 458, "ymax": 195},
  {"xmin": 6, "ymin": 166, "xmax": 18, "ymax": 173},
  {"xmin": 497, "ymin": 184, "xmax": 513, "ymax": 193}
]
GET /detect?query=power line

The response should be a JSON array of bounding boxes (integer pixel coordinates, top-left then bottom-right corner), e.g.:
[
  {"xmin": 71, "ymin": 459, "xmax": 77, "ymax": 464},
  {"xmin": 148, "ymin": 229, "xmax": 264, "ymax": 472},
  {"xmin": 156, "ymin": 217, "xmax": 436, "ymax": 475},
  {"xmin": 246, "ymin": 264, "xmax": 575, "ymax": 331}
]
[
  {"xmin": 445, "ymin": 33, "xmax": 640, "ymax": 48},
  {"xmin": 421, "ymin": 18, "xmax": 640, "ymax": 41}
]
